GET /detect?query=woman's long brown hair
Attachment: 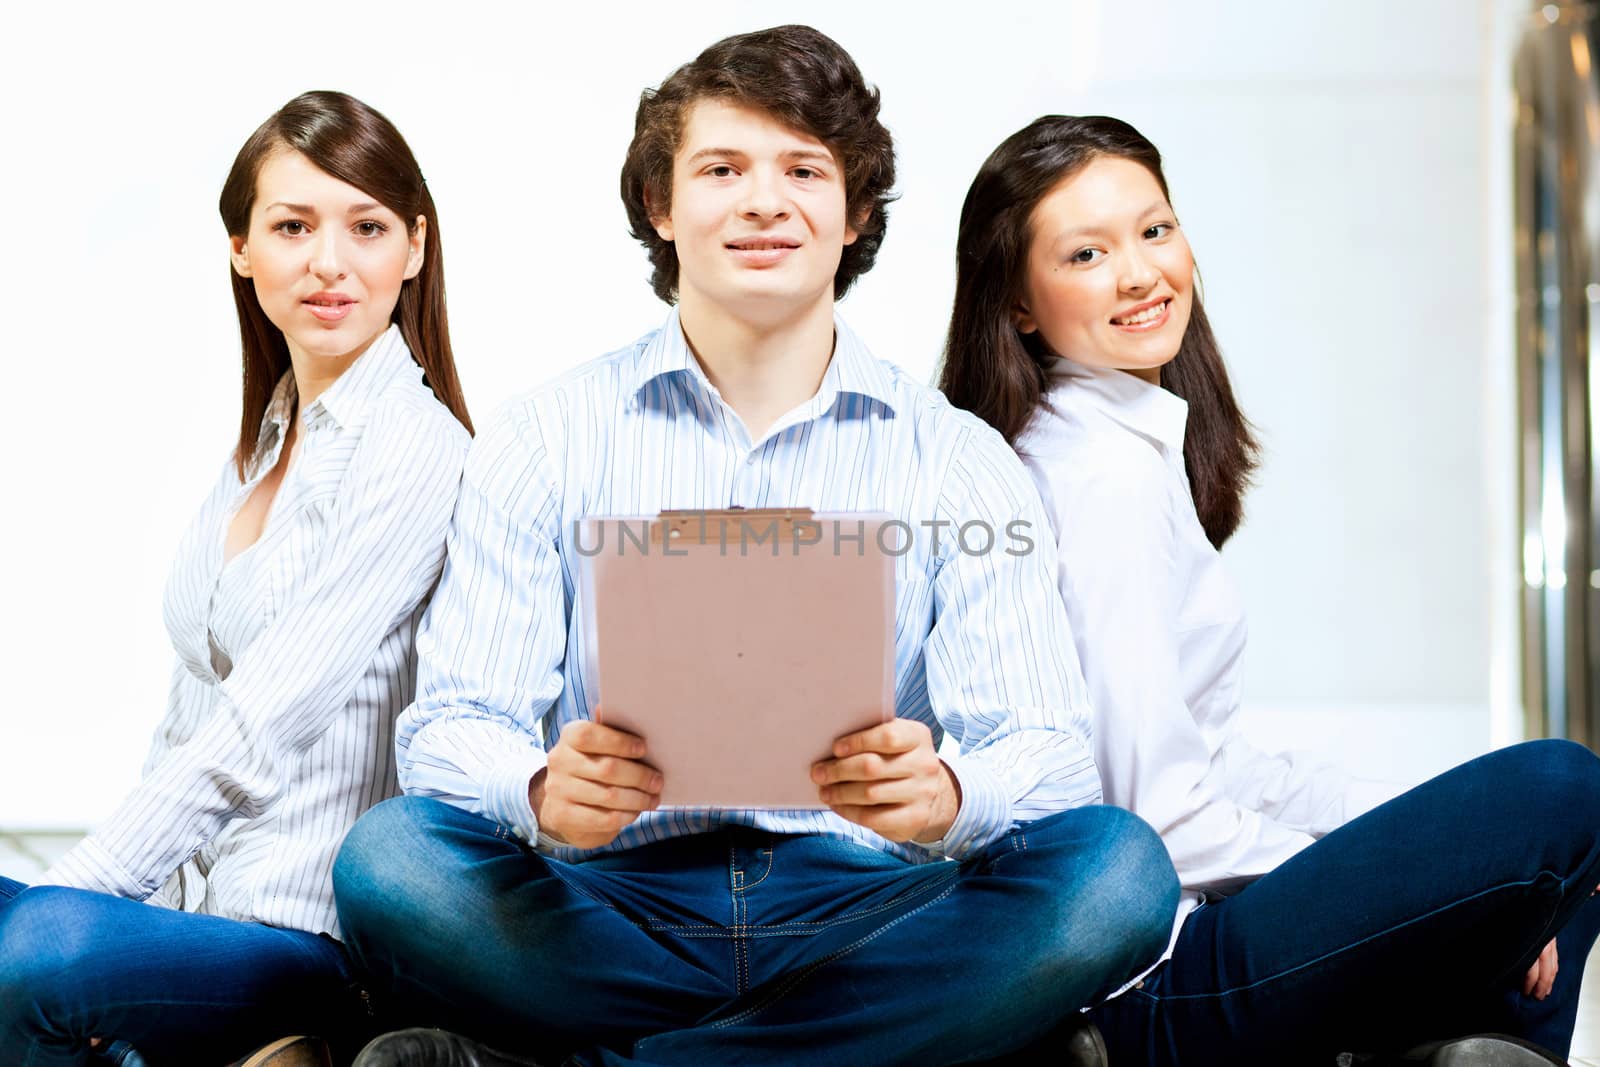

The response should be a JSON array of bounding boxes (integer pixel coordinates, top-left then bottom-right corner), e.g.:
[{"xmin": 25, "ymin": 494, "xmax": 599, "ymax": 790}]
[
  {"xmin": 218, "ymin": 91, "xmax": 472, "ymax": 479},
  {"xmin": 938, "ymin": 115, "xmax": 1257, "ymax": 548}
]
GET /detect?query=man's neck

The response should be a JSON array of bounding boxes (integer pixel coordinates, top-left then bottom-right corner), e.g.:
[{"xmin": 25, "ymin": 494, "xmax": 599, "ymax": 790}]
[{"xmin": 676, "ymin": 287, "xmax": 837, "ymax": 443}]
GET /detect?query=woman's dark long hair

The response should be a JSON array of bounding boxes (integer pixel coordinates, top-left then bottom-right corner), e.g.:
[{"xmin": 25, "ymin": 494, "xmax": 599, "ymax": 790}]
[
  {"xmin": 218, "ymin": 91, "xmax": 473, "ymax": 479},
  {"xmin": 938, "ymin": 115, "xmax": 1257, "ymax": 548}
]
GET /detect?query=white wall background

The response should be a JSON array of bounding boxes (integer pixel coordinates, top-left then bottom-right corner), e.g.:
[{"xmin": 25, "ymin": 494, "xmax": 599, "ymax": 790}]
[{"xmin": 0, "ymin": 0, "xmax": 1517, "ymax": 828}]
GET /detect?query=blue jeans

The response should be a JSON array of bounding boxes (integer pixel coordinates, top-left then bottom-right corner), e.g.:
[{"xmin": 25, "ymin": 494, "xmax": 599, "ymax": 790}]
[
  {"xmin": 0, "ymin": 877, "xmax": 373, "ymax": 1067},
  {"xmin": 333, "ymin": 797, "xmax": 1178, "ymax": 1065},
  {"xmin": 1086, "ymin": 739, "xmax": 1600, "ymax": 1065}
]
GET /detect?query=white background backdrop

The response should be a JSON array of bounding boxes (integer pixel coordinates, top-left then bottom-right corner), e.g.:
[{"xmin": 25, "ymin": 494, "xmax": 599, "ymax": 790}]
[{"xmin": 0, "ymin": 0, "xmax": 1523, "ymax": 828}]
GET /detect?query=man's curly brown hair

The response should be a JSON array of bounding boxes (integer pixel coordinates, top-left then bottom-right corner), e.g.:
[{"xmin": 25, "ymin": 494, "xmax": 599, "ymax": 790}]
[{"xmin": 620, "ymin": 24, "xmax": 897, "ymax": 305}]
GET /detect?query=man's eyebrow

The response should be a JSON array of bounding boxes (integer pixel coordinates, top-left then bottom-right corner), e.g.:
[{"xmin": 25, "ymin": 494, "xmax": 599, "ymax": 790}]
[
  {"xmin": 780, "ymin": 148, "xmax": 834, "ymax": 164},
  {"xmin": 682, "ymin": 147, "xmax": 835, "ymax": 166},
  {"xmin": 684, "ymin": 147, "xmax": 748, "ymax": 166}
]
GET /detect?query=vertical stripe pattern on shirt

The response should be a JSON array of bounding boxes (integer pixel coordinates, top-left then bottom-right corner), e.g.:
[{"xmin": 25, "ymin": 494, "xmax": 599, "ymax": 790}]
[
  {"xmin": 45, "ymin": 326, "xmax": 471, "ymax": 937},
  {"xmin": 399, "ymin": 309, "xmax": 1099, "ymax": 866}
]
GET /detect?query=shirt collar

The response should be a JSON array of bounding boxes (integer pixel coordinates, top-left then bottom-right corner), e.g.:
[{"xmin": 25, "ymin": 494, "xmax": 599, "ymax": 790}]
[
  {"xmin": 825, "ymin": 315, "xmax": 897, "ymax": 414},
  {"xmin": 248, "ymin": 325, "xmax": 416, "ymax": 480},
  {"xmin": 629, "ymin": 306, "xmax": 898, "ymax": 416},
  {"xmin": 306, "ymin": 323, "xmax": 415, "ymax": 432},
  {"xmin": 1047, "ymin": 355, "xmax": 1188, "ymax": 451},
  {"xmin": 248, "ymin": 372, "xmax": 299, "ymax": 482}
]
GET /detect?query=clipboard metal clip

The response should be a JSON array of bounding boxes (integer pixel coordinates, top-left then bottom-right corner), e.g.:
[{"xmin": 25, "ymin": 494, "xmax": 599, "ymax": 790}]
[{"xmin": 651, "ymin": 507, "xmax": 820, "ymax": 547}]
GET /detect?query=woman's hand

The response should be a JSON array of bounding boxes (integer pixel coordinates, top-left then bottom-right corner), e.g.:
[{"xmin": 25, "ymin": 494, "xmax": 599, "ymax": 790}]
[
  {"xmin": 812, "ymin": 720, "xmax": 961, "ymax": 843},
  {"xmin": 530, "ymin": 720, "xmax": 661, "ymax": 850},
  {"xmin": 1523, "ymin": 938, "xmax": 1559, "ymax": 1000}
]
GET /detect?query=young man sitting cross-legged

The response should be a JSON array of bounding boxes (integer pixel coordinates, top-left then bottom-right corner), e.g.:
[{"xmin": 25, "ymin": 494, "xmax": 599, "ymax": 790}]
[{"xmin": 333, "ymin": 24, "xmax": 1178, "ymax": 1067}]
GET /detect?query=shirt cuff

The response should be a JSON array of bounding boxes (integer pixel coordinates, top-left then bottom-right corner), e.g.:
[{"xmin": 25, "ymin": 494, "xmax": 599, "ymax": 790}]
[
  {"xmin": 42, "ymin": 836, "xmax": 145, "ymax": 899},
  {"xmin": 481, "ymin": 748, "xmax": 549, "ymax": 843},
  {"xmin": 534, "ymin": 831, "xmax": 573, "ymax": 853},
  {"xmin": 912, "ymin": 753, "xmax": 1013, "ymax": 861}
]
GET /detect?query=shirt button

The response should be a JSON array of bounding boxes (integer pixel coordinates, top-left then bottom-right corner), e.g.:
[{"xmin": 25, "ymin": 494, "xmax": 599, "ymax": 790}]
[{"xmin": 746, "ymin": 454, "xmax": 757, "ymax": 465}]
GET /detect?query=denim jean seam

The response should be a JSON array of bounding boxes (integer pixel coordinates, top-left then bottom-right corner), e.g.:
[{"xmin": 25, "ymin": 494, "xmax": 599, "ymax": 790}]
[
  {"xmin": 743, "ymin": 868, "xmax": 963, "ymax": 935},
  {"xmin": 738, "ymin": 885, "xmax": 749, "ymax": 995},
  {"xmin": 707, "ymin": 878, "xmax": 963, "ymax": 1030},
  {"xmin": 977, "ymin": 825, "xmax": 1028, "ymax": 877},
  {"xmin": 643, "ymin": 901, "xmax": 912, "ymax": 932},
  {"xmin": 739, "ymin": 885, "xmax": 958, "ymax": 934},
  {"xmin": 1152, "ymin": 872, "xmax": 1565, "ymax": 1004},
  {"xmin": 731, "ymin": 844, "xmax": 749, "ymax": 996},
  {"xmin": 543, "ymin": 861, "xmax": 637, "ymax": 922},
  {"xmin": 635, "ymin": 866, "xmax": 962, "ymax": 936},
  {"xmin": 739, "ymin": 847, "xmax": 777, "ymax": 891},
  {"xmin": 641, "ymin": 925, "xmax": 733, "ymax": 937}
]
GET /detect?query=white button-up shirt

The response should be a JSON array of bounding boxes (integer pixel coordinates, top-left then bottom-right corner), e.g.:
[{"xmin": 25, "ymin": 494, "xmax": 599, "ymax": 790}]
[
  {"xmin": 1019, "ymin": 357, "xmax": 1402, "ymax": 966},
  {"xmin": 46, "ymin": 326, "xmax": 470, "ymax": 937}
]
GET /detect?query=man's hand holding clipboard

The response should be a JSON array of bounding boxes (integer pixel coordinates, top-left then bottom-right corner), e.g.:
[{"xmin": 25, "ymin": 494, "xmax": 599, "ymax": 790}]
[
  {"xmin": 559, "ymin": 507, "xmax": 958, "ymax": 845},
  {"xmin": 531, "ymin": 716, "xmax": 962, "ymax": 850},
  {"xmin": 811, "ymin": 718, "xmax": 964, "ymax": 843},
  {"xmin": 528, "ymin": 720, "xmax": 662, "ymax": 851}
]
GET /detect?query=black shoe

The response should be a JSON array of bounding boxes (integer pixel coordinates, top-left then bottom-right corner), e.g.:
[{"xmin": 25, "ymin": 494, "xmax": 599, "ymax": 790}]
[
  {"xmin": 1398, "ymin": 1033, "xmax": 1567, "ymax": 1066},
  {"xmin": 962, "ymin": 1013, "xmax": 1109, "ymax": 1065},
  {"xmin": 1059, "ymin": 1015, "xmax": 1110, "ymax": 1067},
  {"xmin": 351, "ymin": 1029, "xmax": 544, "ymax": 1067}
]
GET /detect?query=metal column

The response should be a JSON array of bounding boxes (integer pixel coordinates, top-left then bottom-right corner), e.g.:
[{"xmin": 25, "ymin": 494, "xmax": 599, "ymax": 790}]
[{"xmin": 1514, "ymin": 0, "xmax": 1600, "ymax": 744}]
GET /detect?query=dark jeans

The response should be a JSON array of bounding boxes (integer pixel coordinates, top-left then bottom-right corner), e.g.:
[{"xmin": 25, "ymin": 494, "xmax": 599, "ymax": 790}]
[
  {"xmin": 333, "ymin": 797, "xmax": 1179, "ymax": 1066},
  {"xmin": 0, "ymin": 877, "xmax": 373, "ymax": 1067},
  {"xmin": 1087, "ymin": 739, "xmax": 1600, "ymax": 1066}
]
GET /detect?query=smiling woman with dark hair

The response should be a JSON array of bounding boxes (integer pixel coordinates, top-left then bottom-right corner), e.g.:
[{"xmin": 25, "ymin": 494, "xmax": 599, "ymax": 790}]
[
  {"xmin": 0, "ymin": 91, "xmax": 471, "ymax": 1066},
  {"xmin": 940, "ymin": 114, "xmax": 1600, "ymax": 1067}
]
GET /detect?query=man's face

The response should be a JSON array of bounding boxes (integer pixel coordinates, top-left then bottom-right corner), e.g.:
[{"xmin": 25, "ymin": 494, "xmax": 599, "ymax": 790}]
[{"xmin": 652, "ymin": 98, "xmax": 858, "ymax": 320}]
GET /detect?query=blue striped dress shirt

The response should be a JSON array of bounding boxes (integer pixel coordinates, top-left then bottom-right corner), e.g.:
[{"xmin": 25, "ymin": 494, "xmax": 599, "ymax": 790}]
[
  {"xmin": 46, "ymin": 326, "xmax": 470, "ymax": 936},
  {"xmin": 398, "ymin": 309, "xmax": 1099, "ymax": 863}
]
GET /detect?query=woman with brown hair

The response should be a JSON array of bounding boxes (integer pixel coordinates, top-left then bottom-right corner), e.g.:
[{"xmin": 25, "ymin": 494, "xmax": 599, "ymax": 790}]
[
  {"xmin": 940, "ymin": 114, "xmax": 1600, "ymax": 1066},
  {"xmin": 0, "ymin": 90, "xmax": 471, "ymax": 1066}
]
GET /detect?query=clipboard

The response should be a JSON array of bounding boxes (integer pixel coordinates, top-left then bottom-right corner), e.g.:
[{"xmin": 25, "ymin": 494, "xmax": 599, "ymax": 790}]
[{"xmin": 579, "ymin": 508, "xmax": 895, "ymax": 807}]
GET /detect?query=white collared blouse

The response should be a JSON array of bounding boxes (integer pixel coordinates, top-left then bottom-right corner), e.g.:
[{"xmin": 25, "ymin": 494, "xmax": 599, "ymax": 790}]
[
  {"xmin": 46, "ymin": 325, "xmax": 470, "ymax": 937},
  {"xmin": 1019, "ymin": 357, "xmax": 1403, "ymax": 963}
]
